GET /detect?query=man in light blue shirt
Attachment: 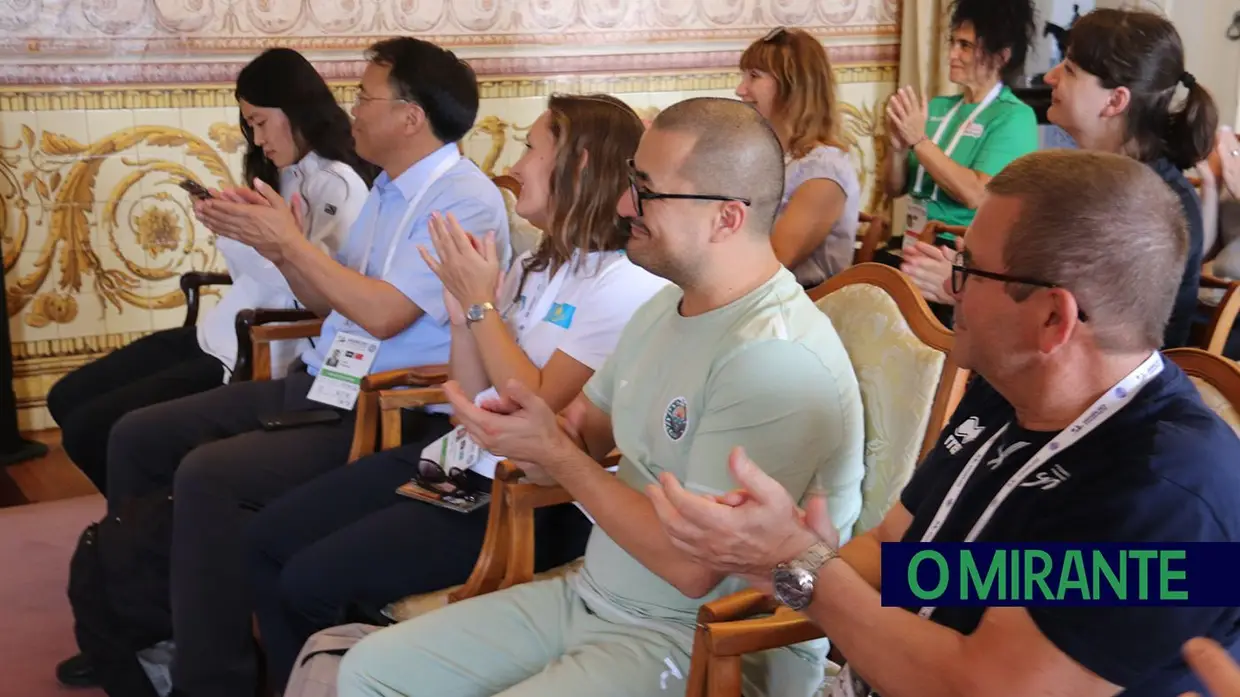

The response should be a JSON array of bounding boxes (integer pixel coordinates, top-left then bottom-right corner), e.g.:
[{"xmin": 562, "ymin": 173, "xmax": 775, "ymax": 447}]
[
  {"xmin": 91, "ymin": 38, "xmax": 510, "ymax": 697},
  {"xmin": 304, "ymin": 140, "xmax": 511, "ymax": 375}
]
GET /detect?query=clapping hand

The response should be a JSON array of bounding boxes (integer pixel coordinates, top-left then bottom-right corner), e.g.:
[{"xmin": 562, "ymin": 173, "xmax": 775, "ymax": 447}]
[
  {"xmin": 194, "ymin": 178, "xmax": 304, "ymax": 262},
  {"xmin": 419, "ymin": 212, "xmax": 501, "ymax": 311},
  {"xmin": 1180, "ymin": 637, "xmax": 1240, "ymax": 697},
  {"xmin": 901, "ymin": 239, "xmax": 959, "ymax": 305},
  {"xmin": 886, "ymin": 86, "xmax": 930, "ymax": 151},
  {"xmin": 1217, "ymin": 127, "xmax": 1240, "ymax": 200},
  {"xmin": 646, "ymin": 447, "xmax": 837, "ymax": 595}
]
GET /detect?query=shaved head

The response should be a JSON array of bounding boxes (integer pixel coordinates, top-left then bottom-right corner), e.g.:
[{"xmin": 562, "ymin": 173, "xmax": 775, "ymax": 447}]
[{"xmin": 650, "ymin": 97, "xmax": 785, "ymax": 234}]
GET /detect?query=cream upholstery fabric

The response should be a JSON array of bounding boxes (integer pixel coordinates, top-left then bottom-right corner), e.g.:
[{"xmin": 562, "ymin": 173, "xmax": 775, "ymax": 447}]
[
  {"xmin": 1190, "ymin": 376, "xmax": 1240, "ymax": 436},
  {"xmin": 816, "ymin": 284, "xmax": 946, "ymax": 537}
]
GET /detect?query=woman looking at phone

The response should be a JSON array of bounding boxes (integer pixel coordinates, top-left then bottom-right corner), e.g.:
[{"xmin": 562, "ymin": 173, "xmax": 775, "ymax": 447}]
[
  {"xmin": 44, "ymin": 47, "xmax": 371, "ymax": 500},
  {"xmin": 244, "ymin": 93, "xmax": 669, "ymax": 695}
]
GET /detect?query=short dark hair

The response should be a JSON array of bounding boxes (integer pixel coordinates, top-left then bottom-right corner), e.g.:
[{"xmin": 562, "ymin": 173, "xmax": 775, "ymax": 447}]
[
  {"xmin": 650, "ymin": 97, "xmax": 785, "ymax": 234},
  {"xmin": 948, "ymin": 0, "xmax": 1038, "ymax": 85},
  {"xmin": 1066, "ymin": 8, "xmax": 1219, "ymax": 170},
  {"xmin": 365, "ymin": 37, "xmax": 479, "ymax": 144},
  {"xmin": 987, "ymin": 149, "xmax": 1187, "ymax": 352}
]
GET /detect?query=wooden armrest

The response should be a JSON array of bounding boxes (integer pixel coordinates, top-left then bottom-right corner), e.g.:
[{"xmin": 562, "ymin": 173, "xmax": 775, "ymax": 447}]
[
  {"xmin": 181, "ymin": 271, "xmax": 233, "ymax": 290},
  {"xmin": 497, "ymin": 449, "xmax": 622, "ymax": 483},
  {"xmin": 250, "ymin": 319, "xmax": 324, "ymax": 343},
  {"xmin": 696, "ymin": 588, "xmax": 779, "ymax": 623},
  {"xmin": 362, "ymin": 363, "xmax": 448, "ymax": 391},
  {"xmin": 1200, "ymin": 273, "xmax": 1236, "ymax": 290},
  {"xmin": 181, "ymin": 271, "xmax": 234, "ymax": 328},
  {"xmin": 703, "ymin": 608, "xmax": 824, "ymax": 657},
  {"xmin": 377, "ymin": 387, "xmax": 447, "ymax": 411}
]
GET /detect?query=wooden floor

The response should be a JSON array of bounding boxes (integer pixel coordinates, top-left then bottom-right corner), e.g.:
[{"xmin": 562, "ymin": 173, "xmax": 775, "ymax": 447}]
[{"xmin": 0, "ymin": 431, "xmax": 98, "ymax": 508}]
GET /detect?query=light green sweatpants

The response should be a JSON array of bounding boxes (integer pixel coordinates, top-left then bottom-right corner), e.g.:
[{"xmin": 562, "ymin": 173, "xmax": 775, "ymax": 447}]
[{"xmin": 336, "ymin": 576, "xmax": 692, "ymax": 697}]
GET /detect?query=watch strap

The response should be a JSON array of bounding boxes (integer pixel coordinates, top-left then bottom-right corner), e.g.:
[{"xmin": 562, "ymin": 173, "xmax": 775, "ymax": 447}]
[{"xmin": 792, "ymin": 541, "xmax": 838, "ymax": 573}]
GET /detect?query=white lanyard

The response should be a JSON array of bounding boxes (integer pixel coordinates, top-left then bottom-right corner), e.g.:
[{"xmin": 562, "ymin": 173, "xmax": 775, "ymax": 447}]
[
  {"xmin": 915, "ymin": 351, "xmax": 1165, "ymax": 619},
  {"xmin": 508, "ymin": 256, "xmax": 576, "ymax": 342},
  {"xmin": 358, "ymin": 152, "xmax": 460, "ymax": 280},
  {"xmin": 912, "ymin": 82, "xmax": 1003, "ymax": 199}
]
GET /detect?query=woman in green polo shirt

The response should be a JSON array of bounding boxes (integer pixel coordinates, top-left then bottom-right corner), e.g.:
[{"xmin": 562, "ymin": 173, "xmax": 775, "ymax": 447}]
[{"xmin": 882, "ymin": 0, "xmax": 1039, "ymax": 241}]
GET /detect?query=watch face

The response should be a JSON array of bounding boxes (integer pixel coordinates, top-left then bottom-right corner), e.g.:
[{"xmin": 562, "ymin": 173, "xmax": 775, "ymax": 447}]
[
  {"xmin": 466, "ymin": 305, "xmax": 485, "ymax": 321},
  {"xmin": 773, "ymin": 565, "xmax": 815, "ymax": 610}
]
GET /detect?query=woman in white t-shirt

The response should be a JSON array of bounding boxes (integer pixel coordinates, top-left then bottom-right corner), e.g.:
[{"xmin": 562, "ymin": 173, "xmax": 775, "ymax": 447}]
[
  {"xmin": 244, "ymin": 93, "xmax": 667, "ymax": 695},
  {"xmin": 45, "ymin": 48, "xmax": 371, "ymax": 496},
  {"xmin": 736, "ymin": 27, "xmax": 862, "ymax": 289}
]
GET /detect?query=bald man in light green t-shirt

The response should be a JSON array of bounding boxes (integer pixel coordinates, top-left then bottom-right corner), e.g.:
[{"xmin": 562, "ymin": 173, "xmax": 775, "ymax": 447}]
[{"xmin": 337, "ymin": 97, "xmax": 865, "ymax": 697}]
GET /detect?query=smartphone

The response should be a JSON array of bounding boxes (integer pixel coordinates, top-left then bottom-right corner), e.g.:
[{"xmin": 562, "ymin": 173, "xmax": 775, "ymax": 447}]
[
  {"xmin": 178, "ymin": 178, "xmax": 213, "ymax": 200},
  {"xmin": 258, "ymin": 409, "xmax": 342, "ymax": 431}
]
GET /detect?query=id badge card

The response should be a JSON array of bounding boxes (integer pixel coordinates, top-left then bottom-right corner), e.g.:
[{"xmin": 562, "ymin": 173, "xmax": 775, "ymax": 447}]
[
  {"xmin": 306, "ymin": 331, "xmax": 379, "ymax": 410},
  {"xmin": 903, "ymin": 199, "xmax": 929, "ymax": 252},
  {"xmin": 422, "ymin": 425, "xmax": 495, "ymax": 473},
  {"xmin": 420, "ymin": 385, "xmax": 505, "ymax": 478}
]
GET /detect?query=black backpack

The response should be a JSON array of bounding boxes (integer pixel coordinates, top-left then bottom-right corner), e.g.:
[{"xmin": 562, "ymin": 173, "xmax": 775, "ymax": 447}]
[{"xmin": 67, "ymin": 489, "xmax": 175, "ymax": 697}]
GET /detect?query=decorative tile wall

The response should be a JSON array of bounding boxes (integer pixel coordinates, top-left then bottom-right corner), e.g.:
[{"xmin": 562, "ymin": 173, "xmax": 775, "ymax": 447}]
[{"xmin": 2, "ymin": 0, "xmax": 902, "ymax": 431}]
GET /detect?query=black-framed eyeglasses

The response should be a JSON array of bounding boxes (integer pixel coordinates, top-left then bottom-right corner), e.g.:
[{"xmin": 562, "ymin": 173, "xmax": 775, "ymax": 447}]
[
  {"xmin": 413, "ymin": 458, "xmax": 480, "ymax": 502},
  {"xmin": 626, "ymin": 159, "xmax": 752, "ymax": 218},
  {"xmin": 951, "ymin": 252, "xmax": 1089, "ymax": 322}
]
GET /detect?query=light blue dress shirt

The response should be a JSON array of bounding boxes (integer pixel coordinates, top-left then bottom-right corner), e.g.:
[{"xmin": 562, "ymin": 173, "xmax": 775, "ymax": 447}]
[{"xmin": 302, "ymin": 143, "xmax": 511, "ymax": 376}]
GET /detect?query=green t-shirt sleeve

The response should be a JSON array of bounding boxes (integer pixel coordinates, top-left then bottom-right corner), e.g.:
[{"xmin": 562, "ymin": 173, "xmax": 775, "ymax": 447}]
[
  {"xmin": 968, "ymin": 104, "xmax": 1039, "ymax": 176},
  {"xmin": 682, "ymin": 340, "xmax": 848, "ymax": 501}
]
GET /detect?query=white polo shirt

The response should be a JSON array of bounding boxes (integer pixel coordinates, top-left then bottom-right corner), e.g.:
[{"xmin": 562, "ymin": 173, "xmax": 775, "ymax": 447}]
[
  {"xmin": 197, "ymin": 151, "xmax": 369, "ymax": 380},
  {"xmin": 495, "ymin": 249, "xmax": 670, "ymax": 373}
]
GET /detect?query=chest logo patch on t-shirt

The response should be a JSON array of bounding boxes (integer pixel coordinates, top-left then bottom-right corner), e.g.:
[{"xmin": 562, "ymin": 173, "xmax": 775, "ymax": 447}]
[
  {"xmin": 543, "ymin": 303, "xmax": 576, "ymax": 329},
  {"xmin": 963, "ymin": 123, "xmax": 984, "ymax": 138},
  {"xmin": 664, "ymin": 396, "xmax": 689, "ymax": 441},
  {"xmin": 944, "ymin": 416, "xmax": 986, "ymax": 455}
]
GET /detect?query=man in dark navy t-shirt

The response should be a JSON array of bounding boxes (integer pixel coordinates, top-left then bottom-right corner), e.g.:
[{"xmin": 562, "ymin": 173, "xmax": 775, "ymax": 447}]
[{"xmin": 647, "ymin": 150, "xmax": 1240, "ymax": 697}]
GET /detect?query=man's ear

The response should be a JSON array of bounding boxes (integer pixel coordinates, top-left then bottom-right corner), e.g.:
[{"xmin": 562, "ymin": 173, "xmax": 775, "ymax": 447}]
[
  {"xmin": 405, "ymin": 102, "xmax": 429, "ymax": 135},
  {"xmin": 710, "ymin": 200, "xmax": 749, "ymax": 243}
]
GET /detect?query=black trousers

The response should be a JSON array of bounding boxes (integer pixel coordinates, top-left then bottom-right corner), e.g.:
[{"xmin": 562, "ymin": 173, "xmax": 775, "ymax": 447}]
[
  {"xmin": 245, "ymin": 422, "xmax": 594, "ymax": 694},
  {"xmin": 105, "ymin": 370, "xmax": 357, "ymax": 697},
  {"xmin": 46, "ymin": 326, "xmax": 224, "ymax": 492}
]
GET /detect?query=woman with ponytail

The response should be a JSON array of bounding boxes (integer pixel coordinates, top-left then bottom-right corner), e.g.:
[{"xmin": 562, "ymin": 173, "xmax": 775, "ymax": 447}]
[
  {"xmin": 899, "ymin": 8, "xmax": 1219, "ymax": 350},
  {"xmin": 1041, "ymin": 7, "xmax": 1217, "ymax": 348}
]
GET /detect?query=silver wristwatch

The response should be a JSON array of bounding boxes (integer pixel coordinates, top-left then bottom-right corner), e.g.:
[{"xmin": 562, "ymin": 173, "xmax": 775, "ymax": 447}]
[
  {"xmin": 772, "ymin": 541, "xmax": 838, "ymax": 611},
  {"xmin": 464, "ymin": 302, "xmax": 496, "ymax": 327}
]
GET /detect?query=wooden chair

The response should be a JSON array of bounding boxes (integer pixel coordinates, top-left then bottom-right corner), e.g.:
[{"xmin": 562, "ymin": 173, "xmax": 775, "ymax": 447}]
[
  {"xmin": 852, "ymin": 212, "xmax": 890, "ymax": 265},
  {"xmin": 686, "ymin": 262, "xmax": 969, "ymax": 697},
  {"xmin": 375, "ymin": 383, "xmax": 612, "ymax": 621},
  {"xmin": 1192, "ymin": 270, "xmax": 1240, "ymax": 356},
  {"xmin": 179, "ymin": 271, "xmax": 320, "ymax": 383},
  {"xmin": 1166, "ymin": 347, "xmax": 1240, "ymax": 436}
]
